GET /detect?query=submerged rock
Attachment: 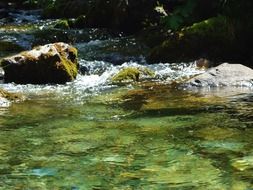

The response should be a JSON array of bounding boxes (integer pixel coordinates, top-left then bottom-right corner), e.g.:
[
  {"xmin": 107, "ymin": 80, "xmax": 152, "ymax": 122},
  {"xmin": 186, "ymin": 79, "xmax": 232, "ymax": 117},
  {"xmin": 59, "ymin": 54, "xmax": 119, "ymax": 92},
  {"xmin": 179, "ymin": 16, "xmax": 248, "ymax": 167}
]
[
  {"xmin": 1, "ymin": 42, "xmax": 78, "ymax": 84},
  {"xmin": 183, "ymin": 63, "xmax": 253, "ymax": 87}
]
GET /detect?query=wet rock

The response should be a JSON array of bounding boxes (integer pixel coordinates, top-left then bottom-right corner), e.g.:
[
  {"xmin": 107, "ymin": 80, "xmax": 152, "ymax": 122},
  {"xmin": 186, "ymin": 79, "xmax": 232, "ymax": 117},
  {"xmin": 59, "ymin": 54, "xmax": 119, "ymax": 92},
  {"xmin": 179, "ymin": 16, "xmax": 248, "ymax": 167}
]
[
  {"xmin": 78, "ymin": 65, "xmax": 89, "ymax": 75},
  {"xmin": 183, "ymin": 63, "xmax": 253, "ymax": 87},
  {"xmin": 111, "ymin": 67, "xmax": 155, "ymax": 83},
  {"xmin": 54, "ymin": 20, "xmax": 70, "ymax": 30},
  {"xmin": 1, "ymin": 42, "xmax": 78, "ymax": 84},
  {"xmin": 0, "ymin": 88, "xmax": 24, "ymax": 107}
]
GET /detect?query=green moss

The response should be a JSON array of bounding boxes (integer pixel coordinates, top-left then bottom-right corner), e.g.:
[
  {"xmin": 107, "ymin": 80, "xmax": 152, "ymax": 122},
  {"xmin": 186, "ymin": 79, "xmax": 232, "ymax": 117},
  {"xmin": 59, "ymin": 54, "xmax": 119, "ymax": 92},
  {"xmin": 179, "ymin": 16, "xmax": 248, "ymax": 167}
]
[
  {"xmin": 52, "ymin": 43, "xmax": 78, "ymax": 81},
  {"xmin": 54, "ymin": 20, "xmax": 70, "ymax": 29},
  {"xmin": 59, "ymin": 57, "xmax": 78, "ymax": 81},
  {"xmin": 1, "ymin": 43, "xmax": 79, "ymax": 84},
  {"xmin": 148, "ymin": 16, "xmax": 237, "ymax": 63},
  {"xmin": 181, "ymin": 15, "xmax": 234, "ymax": 41},
  {"xmin": 0, "ymin": 24, "xmax": 36, "ymax": 32},
  {"xmin": 111, "ymin": 67, "xmax": 155, "ymax": 83}
]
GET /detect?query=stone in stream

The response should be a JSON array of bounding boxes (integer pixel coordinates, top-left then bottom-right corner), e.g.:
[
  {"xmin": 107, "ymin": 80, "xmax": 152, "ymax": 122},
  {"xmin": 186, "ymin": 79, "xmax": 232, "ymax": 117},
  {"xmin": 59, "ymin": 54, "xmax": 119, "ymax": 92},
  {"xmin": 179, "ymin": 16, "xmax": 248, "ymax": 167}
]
[
  {"xmin": 183, "ymin": 63, "xmax": 253, "ymax": 87},
  {"xmin": 111, "ymin": 67, "xmax": 155, "ymax": 83},
  {"xmin": 1, "ymin": 42, "xmax": 78, "ymax": 84},
  {"xmin": 0, "ymin": 88, "xmax": 24, "ymax": 107}
]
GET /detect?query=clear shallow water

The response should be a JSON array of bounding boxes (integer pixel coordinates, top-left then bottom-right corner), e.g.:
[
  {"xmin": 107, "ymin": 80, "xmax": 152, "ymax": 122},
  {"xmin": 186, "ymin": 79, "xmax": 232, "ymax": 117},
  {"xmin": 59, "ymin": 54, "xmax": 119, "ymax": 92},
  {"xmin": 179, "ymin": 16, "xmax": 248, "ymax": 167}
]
[
  {"xmin": 1, "ymin": 64, "xmax": 253, "ymax": 189},
  {"xmin": 1, "ymin": 10, "xmax": 253, "ymax": 190}
]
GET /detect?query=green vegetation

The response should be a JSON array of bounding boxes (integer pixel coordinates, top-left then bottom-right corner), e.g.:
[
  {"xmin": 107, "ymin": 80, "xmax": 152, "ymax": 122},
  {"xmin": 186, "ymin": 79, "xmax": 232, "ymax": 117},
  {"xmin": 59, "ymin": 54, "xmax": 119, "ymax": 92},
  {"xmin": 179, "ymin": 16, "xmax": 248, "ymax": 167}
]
[
  {"xmin": 147, "ymin": 15, "xmax": 237, "ymax": 63},
  {"xmin": 157, "ymin": 0, "xmax": 197, "ymax": 30},
  {"xmin": 111, "ymin": 67, "xmax": 155, "ymax": 83},
  {"xmin": 54, "ymin": 20, "xmax": 70, "ymax": 29}
]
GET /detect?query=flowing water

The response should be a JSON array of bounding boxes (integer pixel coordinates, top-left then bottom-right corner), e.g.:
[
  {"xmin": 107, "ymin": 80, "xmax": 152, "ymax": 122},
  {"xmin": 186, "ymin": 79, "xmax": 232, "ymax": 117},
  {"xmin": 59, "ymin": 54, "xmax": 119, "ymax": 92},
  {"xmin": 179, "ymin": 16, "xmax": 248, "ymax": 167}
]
[{"xmin": 1, "ymin": 10, "xmax": 253, "ymax": 190}]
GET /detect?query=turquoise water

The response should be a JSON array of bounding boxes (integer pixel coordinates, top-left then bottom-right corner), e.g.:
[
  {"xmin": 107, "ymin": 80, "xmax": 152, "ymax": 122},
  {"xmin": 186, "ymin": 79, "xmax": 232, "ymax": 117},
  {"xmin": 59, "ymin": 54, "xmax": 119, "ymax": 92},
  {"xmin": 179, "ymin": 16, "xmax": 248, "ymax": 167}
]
[{"xmin": 1, "ymin": 10, "xmax": 253, "ymax": 190}]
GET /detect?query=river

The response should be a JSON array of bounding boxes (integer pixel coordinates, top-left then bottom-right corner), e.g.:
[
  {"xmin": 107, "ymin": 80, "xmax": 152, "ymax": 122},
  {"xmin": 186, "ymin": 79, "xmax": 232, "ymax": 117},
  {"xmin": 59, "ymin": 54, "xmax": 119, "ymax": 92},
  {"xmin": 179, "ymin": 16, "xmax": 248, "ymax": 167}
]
[{"xmin": 0, "ymin": 10, "xmax": 253, "ymax": 190}]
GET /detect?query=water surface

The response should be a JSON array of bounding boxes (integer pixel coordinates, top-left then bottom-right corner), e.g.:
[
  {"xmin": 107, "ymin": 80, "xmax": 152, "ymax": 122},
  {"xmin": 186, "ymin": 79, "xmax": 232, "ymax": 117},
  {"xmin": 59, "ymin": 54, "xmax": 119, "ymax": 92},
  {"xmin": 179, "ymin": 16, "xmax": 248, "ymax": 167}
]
[{"xmin": 1, "ymin": 10, "xmax": 253, "ymax": 190}]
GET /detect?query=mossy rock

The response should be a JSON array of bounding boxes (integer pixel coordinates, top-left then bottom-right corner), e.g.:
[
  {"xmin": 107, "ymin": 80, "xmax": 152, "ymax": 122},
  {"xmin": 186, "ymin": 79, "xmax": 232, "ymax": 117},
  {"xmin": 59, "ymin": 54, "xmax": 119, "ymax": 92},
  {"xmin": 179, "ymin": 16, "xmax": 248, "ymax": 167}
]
[
  {"xmin": 147, "ymin": 16, "xmax": 240, "ymax": 64},
  {"xmin": 0, "ymin": 88, "xmax": 24, "ymax": 107},
  {"xmin": 111, "ymin": 67, "xmax": 155, "ymax": 83},
  {"xmin": 1, "ymin": 42, "xmax": 78, "ymax": 84},
  {"xmin": 181, "ymin": 16, "xmax": 233, "ymax": 41},
  {"xmin": 54, "ymin": 20, "xmax": 70, "ymax": 29}
]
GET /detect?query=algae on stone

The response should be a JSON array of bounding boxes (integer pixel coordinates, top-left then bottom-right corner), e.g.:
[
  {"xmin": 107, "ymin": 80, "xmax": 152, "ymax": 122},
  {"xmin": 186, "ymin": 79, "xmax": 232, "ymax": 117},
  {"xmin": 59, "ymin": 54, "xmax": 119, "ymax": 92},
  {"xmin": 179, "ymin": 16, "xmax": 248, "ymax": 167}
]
[
  {"xmin": 111, "ymin": 67, "xmax": 155, "ymax": 83},
  {"xmin": 54, "ymin": 20, "xmax": 70, "ymax": 29}
]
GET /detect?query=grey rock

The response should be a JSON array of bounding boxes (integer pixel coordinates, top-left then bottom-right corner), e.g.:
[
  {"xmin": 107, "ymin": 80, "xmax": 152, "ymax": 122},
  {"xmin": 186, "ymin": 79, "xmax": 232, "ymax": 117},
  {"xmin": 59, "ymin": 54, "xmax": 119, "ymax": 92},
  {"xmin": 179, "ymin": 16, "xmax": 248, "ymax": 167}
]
[{"xmin": 184, "ymin": 63, "xmax": 253, "ymax": 87}]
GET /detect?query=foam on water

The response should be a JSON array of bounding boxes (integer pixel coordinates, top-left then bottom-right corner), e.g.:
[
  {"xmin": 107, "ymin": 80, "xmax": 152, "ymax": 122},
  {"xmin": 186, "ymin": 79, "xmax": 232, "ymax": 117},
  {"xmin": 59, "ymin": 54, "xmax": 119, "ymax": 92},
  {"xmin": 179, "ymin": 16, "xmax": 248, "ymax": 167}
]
[{"xmin": 0, "ymin": 59, "xmax": 204, "ymax": 99}]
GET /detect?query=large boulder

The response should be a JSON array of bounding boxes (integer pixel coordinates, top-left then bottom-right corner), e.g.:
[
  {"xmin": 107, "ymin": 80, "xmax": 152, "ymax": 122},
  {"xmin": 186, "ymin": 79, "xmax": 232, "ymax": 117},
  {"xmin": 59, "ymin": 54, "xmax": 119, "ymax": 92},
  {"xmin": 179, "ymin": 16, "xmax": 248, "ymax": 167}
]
[
  {"xmin": 183, "ymin": 63, "xmax": 253, "ymax": 87},
  {"xmin": 1, "ymin": 42, "xmax": 78, "ymax": 84}
]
